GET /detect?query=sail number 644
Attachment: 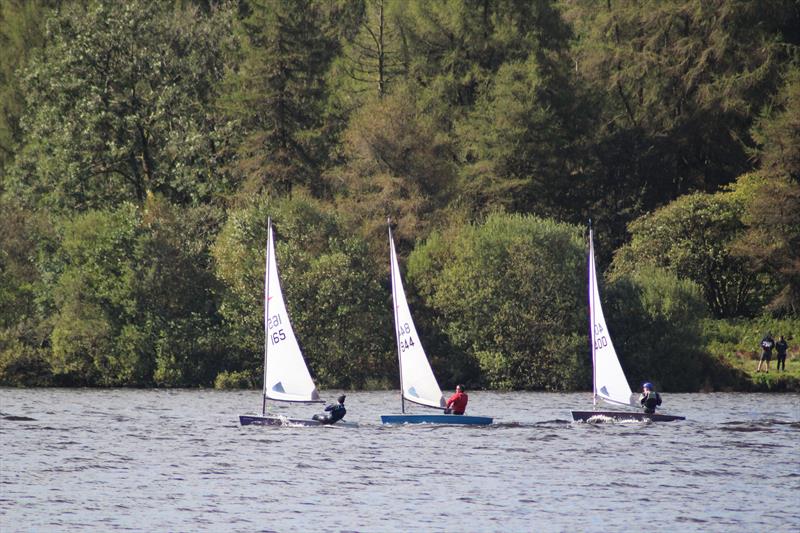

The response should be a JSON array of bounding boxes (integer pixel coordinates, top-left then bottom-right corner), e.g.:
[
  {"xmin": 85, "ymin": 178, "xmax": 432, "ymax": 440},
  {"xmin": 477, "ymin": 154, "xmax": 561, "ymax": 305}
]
[{"xmin": 398, "ymin": 322, "xmax": 416, "ymax": 352}]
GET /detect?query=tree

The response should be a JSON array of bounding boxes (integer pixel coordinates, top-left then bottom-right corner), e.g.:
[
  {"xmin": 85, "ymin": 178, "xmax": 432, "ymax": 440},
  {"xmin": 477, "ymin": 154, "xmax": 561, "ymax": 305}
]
[
  {"xmin": 0, "ymin": 0, "xmax": 61, "ymax": 175},
  {"xmin": 0, "ymin": 197, "xmax": 57, "ymax": 386},
  {"xmin": 408, "ymin": 213, "xmax": 587, "ymax": 389},
  {"xmin": 329, "ymin": 83, "xmax": 458, "ymax": 256},
  {"xmin": 7, "ymin": 0, "xmax": 236, "ymax": 212},
  {"xmin": 455, "ymin": 53, "xmax": 585, "ymax": 218},
  {"xmin": 48, "ymin": 197, "xmax": 228, "ymax": 386},
  {"xmin": 221, "ymin": 0, "xmax": 339, "ymax": 197},
  {"xmin": 612, "ymin": 192, "xmax": 760, "ymax": 318},
  {"xmin": 728, "ymin": 173, "xmax": 800, "ymax": 316},
  {"xmin": 751, "ymin": 65, "xmax": 800, "ymax": 183},
  {"xmin": 332, "ymin": 0, "xmax": 407, "ymax": 101},
  {"xmin": 561, "ymin": 0, "xmax": 800, "ymax": 245}
]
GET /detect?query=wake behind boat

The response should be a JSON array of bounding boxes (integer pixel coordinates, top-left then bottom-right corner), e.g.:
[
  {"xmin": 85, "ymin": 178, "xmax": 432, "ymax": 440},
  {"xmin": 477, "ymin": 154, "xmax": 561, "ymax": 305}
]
[
  {"xmin": 570, "ymin": 225, "xmax": 684, "ymax": 423},
  {"xmin": 380, "ymin": 220, "xmax": 492, "ymax": 426},
  {"xmin": 570, "ymin": 411, "xmax": 685, "ymax": 423},
  {"xmin": 239, "ymin": 219, "xmax": 356, "ymax": 428}
]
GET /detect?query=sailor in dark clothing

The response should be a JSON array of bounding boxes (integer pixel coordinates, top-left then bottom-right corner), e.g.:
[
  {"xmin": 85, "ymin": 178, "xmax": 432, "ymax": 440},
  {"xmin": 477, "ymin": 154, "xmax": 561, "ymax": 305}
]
[
  {"xmin": 312, "ymin": 395, "xmax": 346, "ymax": 424},
  {"xmin": 775, "ymin": 335, "xmax": 789, "ymax": 371},
  {"xmin": 639, "ymin": 382, "xmax": 662, "ymax": 414}
]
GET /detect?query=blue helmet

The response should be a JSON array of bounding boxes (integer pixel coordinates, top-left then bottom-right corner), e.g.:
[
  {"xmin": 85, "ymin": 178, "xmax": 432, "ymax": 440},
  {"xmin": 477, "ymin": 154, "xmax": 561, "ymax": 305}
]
[{"xmin": 643, "ymin": 382, "xmax": 653, "ymax": 390}]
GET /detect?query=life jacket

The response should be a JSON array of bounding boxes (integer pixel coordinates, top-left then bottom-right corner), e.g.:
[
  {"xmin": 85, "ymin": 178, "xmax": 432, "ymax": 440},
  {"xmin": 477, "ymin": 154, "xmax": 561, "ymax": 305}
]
[{"xmin": 643, "ymin": 392, "xmax": 659, "ymax": 410}]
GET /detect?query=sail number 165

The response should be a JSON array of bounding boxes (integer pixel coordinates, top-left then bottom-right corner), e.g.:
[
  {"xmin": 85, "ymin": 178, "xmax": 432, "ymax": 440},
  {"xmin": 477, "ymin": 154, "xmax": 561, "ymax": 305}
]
[{"xmin": 267, "ymin": 313, "xmax": 285, "ymax": 345}]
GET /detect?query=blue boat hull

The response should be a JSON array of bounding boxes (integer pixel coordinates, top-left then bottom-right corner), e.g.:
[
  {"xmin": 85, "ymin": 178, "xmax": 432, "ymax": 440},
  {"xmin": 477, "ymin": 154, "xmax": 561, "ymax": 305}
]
[
  {"xmin": 380, "ymin": 414, "xmax": 493, "ymax": 425},
  {"xmin": 571, "ymin": 410, "xmax": 685, "ymax": 422},
  {"xmin": 239, "ymin": 415, "xmax": 358, "ymax": 427}
]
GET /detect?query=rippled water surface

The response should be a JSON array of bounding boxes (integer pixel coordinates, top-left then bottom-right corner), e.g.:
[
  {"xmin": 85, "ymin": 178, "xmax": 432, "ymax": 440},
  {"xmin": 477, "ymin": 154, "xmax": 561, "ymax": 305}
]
[{"xmin": 1, "ymin": 389, "xmax": 798, "ymax": 532}]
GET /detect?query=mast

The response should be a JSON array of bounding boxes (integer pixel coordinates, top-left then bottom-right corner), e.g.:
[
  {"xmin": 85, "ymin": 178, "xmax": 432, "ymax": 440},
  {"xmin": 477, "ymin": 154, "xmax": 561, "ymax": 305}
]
[
  {"xmin": 262, "ymin": 217, "xmax": 272, "ymax": 416},
  {"xmin": 589, "ymin": 221, "xmax": 597, "ymax": 407},
  {"xmin": 388, "ymin": 218, "xmax": 406, "ymax": 414}
]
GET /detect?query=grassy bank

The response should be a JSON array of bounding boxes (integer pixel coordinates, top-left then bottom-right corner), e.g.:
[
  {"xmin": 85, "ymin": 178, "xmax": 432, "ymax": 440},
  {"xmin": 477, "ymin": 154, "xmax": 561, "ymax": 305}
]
[{"xmin": 703, "ymin": 317, "xmax": 800, "ymax": 392}]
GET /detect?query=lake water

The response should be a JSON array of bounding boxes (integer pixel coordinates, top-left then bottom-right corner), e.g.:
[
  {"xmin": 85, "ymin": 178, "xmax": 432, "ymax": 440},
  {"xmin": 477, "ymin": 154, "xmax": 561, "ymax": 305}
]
[{"xmin": 1, "ymin": 389, "xmax": 798, "ymax": 532}]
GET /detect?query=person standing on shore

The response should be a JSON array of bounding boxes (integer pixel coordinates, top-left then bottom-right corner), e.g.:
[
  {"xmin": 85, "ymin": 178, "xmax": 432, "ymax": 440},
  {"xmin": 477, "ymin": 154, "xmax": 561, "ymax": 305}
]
[
  {"xmin": 756, "ymin": 333, "xmax": 775, "ymax": 373},
  {"xmin": 775, "ymin": 335, "xmax": 788, "ymax": 371}
]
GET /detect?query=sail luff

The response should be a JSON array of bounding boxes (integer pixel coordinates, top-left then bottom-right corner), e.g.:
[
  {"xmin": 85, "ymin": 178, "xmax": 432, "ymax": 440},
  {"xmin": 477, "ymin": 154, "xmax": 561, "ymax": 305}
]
[
  {"xmin": 388, "ymin": 221, "xmax": 406, "ymax": 414},
  {"xmin": 262, "ymin": 219, "xmax": 271, "ymax": 416},
  {"xmin": 588, "ymin": 227, "xmax": 597, "ymax": 405}
]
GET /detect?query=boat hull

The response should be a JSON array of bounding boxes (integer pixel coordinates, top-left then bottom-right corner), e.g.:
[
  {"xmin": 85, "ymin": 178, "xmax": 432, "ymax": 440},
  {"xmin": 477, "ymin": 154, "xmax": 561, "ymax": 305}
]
[
  {"xmin": 570, "ymin": 410, "xmax": 685, "ymax": 422},
  {"xmin": 239, "ymin": 415, "xmax": 358, "ymax": 428},
  {"xmin": 380, "ymin": 414, "xmax": 493, "ymax": 425}
]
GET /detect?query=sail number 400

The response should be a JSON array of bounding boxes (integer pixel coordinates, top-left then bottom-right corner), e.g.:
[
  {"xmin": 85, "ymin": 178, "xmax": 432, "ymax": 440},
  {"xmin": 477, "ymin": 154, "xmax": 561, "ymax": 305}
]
[
  {"xmin": 593, "ymin": 323, "xmax": 607, "ymax": 350},
  {"xmin": 398, "ymin": 322, "xmax": 416, "ymax": 352}
]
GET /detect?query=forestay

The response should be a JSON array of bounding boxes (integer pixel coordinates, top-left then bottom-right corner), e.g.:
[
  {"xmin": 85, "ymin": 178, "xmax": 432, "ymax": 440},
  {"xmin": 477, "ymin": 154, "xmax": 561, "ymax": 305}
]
[
  {"xmin": 263, "ymin": 224, "xmax": 320, "ymax": 403},
  {"xmin": 588, "ymin": 229, "xmax": 636, "ymax": 408},
  {"xmin": 389, "ymin": 230, "xmax": 446, "ymax": 409}
]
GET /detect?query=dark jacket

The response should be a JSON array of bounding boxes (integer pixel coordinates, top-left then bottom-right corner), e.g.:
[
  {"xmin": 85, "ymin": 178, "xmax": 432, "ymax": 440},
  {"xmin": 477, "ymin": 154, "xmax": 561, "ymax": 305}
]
[
  {"xmin": 776, "ymin": 339, "xmax": 788, "ymax": 357},
  {"xmin": 323, "ymin": 402, "xmax": 346, "ymax": 423},
  {"xmin": 640, "ymin": 391, "xmax": 662, "ymax": 414}
]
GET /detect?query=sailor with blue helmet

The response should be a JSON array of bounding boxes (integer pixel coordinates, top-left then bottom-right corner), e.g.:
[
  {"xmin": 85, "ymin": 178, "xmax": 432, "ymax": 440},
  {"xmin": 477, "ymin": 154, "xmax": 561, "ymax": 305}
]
[{"xmin": 639, "ymin": 382, "xmax": 662, "ymax": 414}]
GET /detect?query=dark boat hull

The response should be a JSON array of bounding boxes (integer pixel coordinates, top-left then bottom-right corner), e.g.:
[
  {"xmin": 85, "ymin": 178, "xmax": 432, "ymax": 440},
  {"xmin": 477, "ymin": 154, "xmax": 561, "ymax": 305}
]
[
  {"xmin": 239, "ymin": 415, "xmax": 358, "ymax": 427},
  {"xmin": 571, "ymin": 410, "xmax": 685, "ymax": 422},
  {"xmin": 380, "ymin": 414, "xmax": 493, "ymax": 425}
]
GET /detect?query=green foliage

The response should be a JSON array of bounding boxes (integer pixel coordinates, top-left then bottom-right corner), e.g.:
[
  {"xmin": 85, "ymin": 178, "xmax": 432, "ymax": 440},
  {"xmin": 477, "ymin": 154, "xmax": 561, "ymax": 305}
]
[
  {"xmin": 727, "ymin": 173, "xmax": 800, "ymax": 315},
  {"xmin": 220, "ymin": 0, "xmax": 339, "ymax": 197},
  {"xmin": 561, "ymin": 0, "xmax": 799, "ymax": 243},
  {"xmin": 408, "ymin": 213, "xmax": 586, "ymax": 389},
  {"xmin": 0, "ymin": 332, "xmax": 52, "ymax": 386},
  {"xmin": 612, "ymin": 191, "xmax": 761, "ymax": 318},
  {"xmin": 455, "ymin": 53, "xmax": 583, "ymax": 218},
  {"xmin": 214, "ymin": 370, "xmax": 253, "ymax": 390},
  {"xmin": 0, "ymin": 0, "xmax": 797, "ymax": 389},
  {"xmin": 0, "ymin": 0, "xmax": 59, "ymax": 174},
  {"xmin": 7, "ymin": 0, "xmax": 236, "ymax": 211},
  {"xmin": 45, "ymin": 198, "xmax": 227, "ymax": 386},
  {"xmin": 750, "ymin": 64, "xmax": 800, "ymax": 181},
  {"xmin": 212, "ymin": 193, "xmax": 394, "ymax": 389},
  {"xmin": 331, "ymin": 83, "xmax": 457, "ymax": 254},
  {"xmin": 604, "ymin": 266, "xmax": 710, "ymax": 392}
]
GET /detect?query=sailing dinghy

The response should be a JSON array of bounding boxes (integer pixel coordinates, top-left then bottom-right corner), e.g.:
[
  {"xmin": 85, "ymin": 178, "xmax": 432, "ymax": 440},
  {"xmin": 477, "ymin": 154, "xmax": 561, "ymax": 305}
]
[
  {"xmin": 380, "ymin": 222, "xmax": 492, "ymax": 426},
  {"xmin": 239, "ymin": 220, "xmax": 356, "ymax": 428},
  {"xmin": 570, "ymin": 226, "xmax": 684, "ymax": 423}
]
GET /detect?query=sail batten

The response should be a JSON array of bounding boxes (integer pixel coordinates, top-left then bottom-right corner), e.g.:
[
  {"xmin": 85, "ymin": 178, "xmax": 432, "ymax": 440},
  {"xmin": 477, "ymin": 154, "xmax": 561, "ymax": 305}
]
[
  {"xmin": 389, "ymin": 228, "xmax": 445, "ymax": 409},
  {"xmin": 589, "ymin": 229, "xmax": 636, "ymax": 408},
  {"xmin": 262, "ymin": 224, "xmax": 321, "ymax": 404}
]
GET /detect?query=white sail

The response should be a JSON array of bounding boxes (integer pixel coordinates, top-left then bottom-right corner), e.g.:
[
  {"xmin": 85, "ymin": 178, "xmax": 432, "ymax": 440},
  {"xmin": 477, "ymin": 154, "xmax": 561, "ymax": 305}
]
[
  {"xmin": 389, "ymin": 229, "xmax": 445, "ymax": 409},
  {"xmin": 263, "ymin": 224, "xmax": 321, "ymax": 403},
  {"xmin": 589, "ymin": 229, "xmax": 636, "ymax": 407}
]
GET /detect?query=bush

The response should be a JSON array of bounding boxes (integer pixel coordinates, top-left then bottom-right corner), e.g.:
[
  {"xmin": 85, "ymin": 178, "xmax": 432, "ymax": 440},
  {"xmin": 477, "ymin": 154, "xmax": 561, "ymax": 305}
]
[
  {"xmin": 214, "ymin": 370, "xmax": 254, "ymax": 390},
  {"xmin": 0, "ymin": 336, "xmax": 52, "ymax": 387},
  {"xmin": 408, "ymin": 213, "xmax": 586, "ymax": 389},
  {"xmin": 605, "ymin": 266, "xmax": 710, "ymax": 391}
]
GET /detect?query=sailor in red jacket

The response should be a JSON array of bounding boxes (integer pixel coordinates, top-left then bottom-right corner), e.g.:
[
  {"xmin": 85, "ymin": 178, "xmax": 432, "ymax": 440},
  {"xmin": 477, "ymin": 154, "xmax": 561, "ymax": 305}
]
[{"xmin": 445, "ymin": 384, "xmax": 468, "ymax": 415}]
